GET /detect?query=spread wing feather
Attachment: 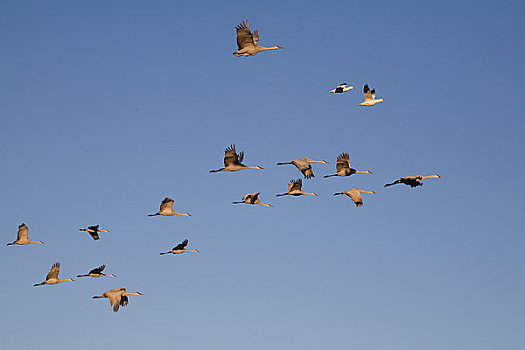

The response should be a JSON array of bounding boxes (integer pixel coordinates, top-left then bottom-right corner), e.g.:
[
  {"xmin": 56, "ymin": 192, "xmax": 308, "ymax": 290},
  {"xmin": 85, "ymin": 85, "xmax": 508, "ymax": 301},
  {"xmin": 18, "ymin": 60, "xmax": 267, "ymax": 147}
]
[
  {"xmin": 172, "ymin": 239, "xmax": 189, "ymax": 251},
  {"xmin": 224, "ymin": 144, "xmax": 242, "ymax": 166},
  {"xmin": 336, "ymin": 153, "xmax": 351, "ymax": 172},
  {"xmin": 17, "ymin": 224, "xmax": 29, "ymax": 241},
  {"xmin": 89, "ymin": 265, "xmax": 106, "ymax": 274},
  {"xmin": 46, "ymin": 262, "xmax": 60, "ymax": 280},
  {"xmin": 289, "ymin": 179, "xmax": 302, "ymax": 192},
  {"xmin": 235, "ymin": 21, "xmax": 256, "ymax": 50}
]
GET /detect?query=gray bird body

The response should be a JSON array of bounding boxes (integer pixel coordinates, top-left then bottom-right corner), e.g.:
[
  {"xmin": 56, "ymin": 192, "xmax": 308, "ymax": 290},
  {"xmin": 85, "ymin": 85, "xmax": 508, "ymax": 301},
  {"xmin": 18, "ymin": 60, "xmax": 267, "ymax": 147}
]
[
  {"xmin": 210, "ymin": 144, "xmax": 263, "ymax": 172},
  {"xmin": 34, "ymin": 262, "xmax": 74, "ymax": 286},
  {"xmin": 276, "ymin": 179, "xmax": 318, "ymax": 197},
  {"xmin": 233, "ymin": 192, "xmax": 272, "ymax": 207},
  {"xmin": 324, "ymin": 153, "xmax": 372, "ymax": 178},
  {"xmin": 93, "ymin": 288, "xmax": 143, "ymax": 312},
  {"xmin": 7, "ymin": 223, "xmax": 44, "ymax": 246},
  {"xmin": 384, "ymin": 174, "xmax": 441, "ymax": 188},
  {"xmin": 334, "ymin": 188, "xmax": 375, "ymax": 207},
  {"xmin": 233, "ymin": 20, "xmax": 282, "ymax": 56},
  {"xmin": 277, "ymin": 157, "xmax": 328, "ymax": 179},
  {"xmin": 148, "ymin": 197, "xmax": 191, "ymax": 217}
]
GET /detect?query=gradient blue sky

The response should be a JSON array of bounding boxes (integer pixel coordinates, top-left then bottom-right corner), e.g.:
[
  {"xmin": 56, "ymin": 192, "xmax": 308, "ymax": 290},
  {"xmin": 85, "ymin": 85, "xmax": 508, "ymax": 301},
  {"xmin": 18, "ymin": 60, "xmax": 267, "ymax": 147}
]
[{"xmin": 1, "ymin": 1, "xmax": 524, "ymax": 349}]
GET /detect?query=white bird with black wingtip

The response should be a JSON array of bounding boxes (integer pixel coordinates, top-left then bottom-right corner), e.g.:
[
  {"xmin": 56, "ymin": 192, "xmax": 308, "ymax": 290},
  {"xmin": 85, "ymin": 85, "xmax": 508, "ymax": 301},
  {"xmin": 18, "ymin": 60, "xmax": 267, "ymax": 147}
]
[{"xmin": 330, "ymin": 83, "xmax": 354, "ymax": 93}]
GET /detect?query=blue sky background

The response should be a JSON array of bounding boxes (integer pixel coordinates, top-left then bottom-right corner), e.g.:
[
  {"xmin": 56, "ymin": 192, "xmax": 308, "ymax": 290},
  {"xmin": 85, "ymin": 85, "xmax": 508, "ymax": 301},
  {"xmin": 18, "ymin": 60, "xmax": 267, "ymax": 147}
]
[{"xmin": 1, "ymin": 1, "xmax": 524, "ymax": 349}]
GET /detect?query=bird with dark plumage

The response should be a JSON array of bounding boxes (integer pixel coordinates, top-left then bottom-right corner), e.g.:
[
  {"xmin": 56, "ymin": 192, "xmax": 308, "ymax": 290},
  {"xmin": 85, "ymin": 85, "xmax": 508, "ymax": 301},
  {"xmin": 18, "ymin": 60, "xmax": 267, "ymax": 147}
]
[
  {"xmin": 329, "ymin": 83, "xmax": 354, "ymax": 93},
  {"xmin": 77, "ymin": 265, "xmax": 117, "ymax": 278},
  {"xmin": 384, "ymin": 174, "xmax": 441, "ymax": 188},
  {"xmin": 160, "ymin": 239, "xmax": 200, "ymax": 255},
  {"xmin": 276, "ymin": 179, "xmax": 318, "ymax": 197},
  {"xmin": 277, "ymin": 157, "xmax": 328, "ymax": 179},
  {"xmin": 79, "ymin": 225, "xmax": 109, "ymax": 240},
  {"xmin": 210, "ymin": 144, "xmax": 263, "ymax": 172},
  {"xmin": 148, "ymin": 197, "xmax": 191, "ymax": 217},
  {"xmin": 324, "ymin": 153, "xmax": 373, "ymax": 178},
  {"xmin": 233, "ymin": 192, "xmax": 272, "ymax": 207},
  {"xmin": 7, "ymin": 223, "xmax": 44, "ymax": 246},
  {"xmin": 334, "ymin": 188, "xmax": 376, "ymax": 207},
  {"xmin": 233, "ymin": 20, "xmax": 282, "ymax": 56}
]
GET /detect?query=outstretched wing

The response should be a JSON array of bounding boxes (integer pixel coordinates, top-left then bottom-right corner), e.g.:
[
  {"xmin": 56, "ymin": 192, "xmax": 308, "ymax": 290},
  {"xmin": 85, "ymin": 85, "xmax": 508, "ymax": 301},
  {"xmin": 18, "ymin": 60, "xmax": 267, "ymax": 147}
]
[
  {"xmin": 17, "ymin": 224, "xmax": 29, "ymax": 241},
  {"xmin": 336, "ymin": 153, "xmax": 351, "ymax": 172},
  {"xmin": 160, "ymin": 198, "xmax": 174, "ymax": 212},
  {"xmin": 289, "ymin": 179, "xmax": 302, "ymax": 192},
  {"xmin": 46, "ymin": 262, "xmax": 60, "ymax": 280},
  {"xmin": 224, "ymin": 144, "xmax": 241, "ymax": 166},
  {"xmin": 172, "ymin": 239, "xmax": 189, "ymax": 251},
  {"xmin": 363, "ymin": 84, "xmax": 373, "ymax": 101},
  {"xmin": 235, "ymin": 21, "xmax": 256, "ymax": 50},
  {"xmin": 89, "ymin": 265, "xmax": 106, "ymax": 274}
]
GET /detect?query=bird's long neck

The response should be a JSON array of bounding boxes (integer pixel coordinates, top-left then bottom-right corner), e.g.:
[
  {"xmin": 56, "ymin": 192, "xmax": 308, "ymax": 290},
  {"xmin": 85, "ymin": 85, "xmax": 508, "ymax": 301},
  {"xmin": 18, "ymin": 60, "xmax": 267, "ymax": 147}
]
[
  {"xmin": 324, "ymin": 173, "xmax": 337, "ymax": 178},
  {"xmin": 181, "ymin": 249, "xmax": 199, "ymax": 253},
  {"xmin": 210, "ymin": 168, "xmax": 225, "ymax": 173},
  {"xmin": 33, "ymin": 282, "xmax": 45, "ymax": 287},
  {"xmin": 28, "ymin": 240, "xmax": 44, "ymax": 244},
  {"xmin": 421, "ymin": 174, "xmax": 440, "ymax": 180},
  {"xmin": 257, "ymin": 45, "xmax": 280, "ymax": 51},
  {"xmin": 277, "ymin": 162, "xmax": 292, "ymax": 165},
  {"xmin": 77, "ymin": 274, "xmax": 88, "ymax": 278},
  {"xmin": 334, "ymin": 192, "xmax": 344, "ymax": 196},
  {"xmin": 92, "ymin": 295, "xmax": 106, "ymax": 299},
  {"xmin": 276, "ymin": 193, "xmax": 288, "ymax": 197}
]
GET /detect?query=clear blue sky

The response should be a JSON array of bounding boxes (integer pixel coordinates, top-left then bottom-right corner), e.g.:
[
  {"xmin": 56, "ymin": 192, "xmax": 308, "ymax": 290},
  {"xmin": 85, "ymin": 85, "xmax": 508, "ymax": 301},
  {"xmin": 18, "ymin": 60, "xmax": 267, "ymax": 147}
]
[{"xmin": 1, "ymin": 1, "xmax": 524, "ymax": 349}]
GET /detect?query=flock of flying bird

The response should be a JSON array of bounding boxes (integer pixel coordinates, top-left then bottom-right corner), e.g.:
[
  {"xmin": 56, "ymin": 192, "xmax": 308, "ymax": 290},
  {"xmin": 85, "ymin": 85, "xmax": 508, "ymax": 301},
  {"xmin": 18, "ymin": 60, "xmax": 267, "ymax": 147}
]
[{"xmin": 6, "ymin": 20, "xmax": 440, "ymax": 312}]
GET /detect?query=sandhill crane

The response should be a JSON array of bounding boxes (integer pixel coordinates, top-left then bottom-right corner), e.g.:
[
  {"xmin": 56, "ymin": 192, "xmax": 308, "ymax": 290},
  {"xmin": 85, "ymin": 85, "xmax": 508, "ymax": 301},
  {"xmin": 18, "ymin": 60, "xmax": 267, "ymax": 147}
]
[
  {"xmin": 384, "ymin": 174, "xmax": 441, "ymax": 188},
  {"xmin": 160, "ymin": 239, "xmax": 200, "ymax": 255},
  {"xmin": 330, "ymin": 83, "xmax": 354, "ymax": 93},
  {"xmin": 276, "ymin": 179, "xmax": 318, "ymax": 197},
  {"xmin": 79, "ymin": 225, "xmax": 109, "ymax": 240},
  {"xmin": 233, "ymin": 20, "xmax": 282, "ymax": 56},
  {"xmin": 77, "ymin": 265, "xmax": 117, "ymax": 278},
  {"xmin": 334, "ymin": 188, "xmax": 376, "ymax": 207},
  {"xmin": 34, "ymin": 262, "xmax": 74, "ymax": 286},
  {"xmin": 276, "ymin": 158, "xmax": 328, "ymax": 179},
  {"xmin": 210, "ymin": 144, "xmax": 263, "ymax": 172},
  {"xmin": 148, "ymin": 197, "xmax": 191, "ymax": 217},
  {"xmin": 233, "ymin": 192, "xmax": 272, "ymax": 207},
  {"xmin": 7, "ymin": 223, "xmax": 44, "ymax": 246},
  {"xmin": 324, "ymin": 153, "xmax": 373, "ymax": 178},
  {"xmin": 93, "ymin": 288, "xmax": 143, "ymax": 312},
  {"xmin": 359, "ymin": 84, "xmax": 384, "ymax": 106}
]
